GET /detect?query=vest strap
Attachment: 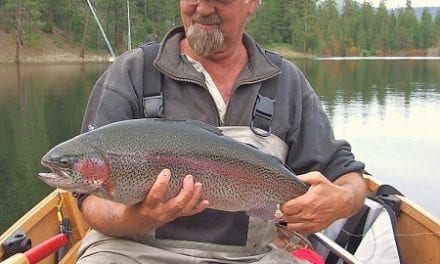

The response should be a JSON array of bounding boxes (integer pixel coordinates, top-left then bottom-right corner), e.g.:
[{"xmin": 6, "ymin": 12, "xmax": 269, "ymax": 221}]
[
  {"xmin": 141, "ymin": 42, "xmax": 283, "ymax": 136},
  {"xmin": 250, "ymin": 51, "xmax": 282, "ymax": 137},
  {"xmin": 141, "ymin": 41, "xmax": 163, "ymax": 118}
]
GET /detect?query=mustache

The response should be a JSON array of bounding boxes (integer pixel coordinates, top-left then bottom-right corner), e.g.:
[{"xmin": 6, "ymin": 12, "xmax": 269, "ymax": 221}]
[{"xmin": 191, "ymin": 14, "xmax": 222, "ymax": 25}]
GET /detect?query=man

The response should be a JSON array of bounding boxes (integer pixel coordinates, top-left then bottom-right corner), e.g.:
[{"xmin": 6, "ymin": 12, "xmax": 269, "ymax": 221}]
[{"xmin": 77, "ymin": 0, "xmax": 367, "ymax": 263}]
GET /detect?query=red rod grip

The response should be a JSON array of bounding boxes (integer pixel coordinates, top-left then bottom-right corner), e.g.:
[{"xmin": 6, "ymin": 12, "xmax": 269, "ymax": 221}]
[{"xmin": 23, "ymin": 234, "xmax": 68, "ymax": 264}]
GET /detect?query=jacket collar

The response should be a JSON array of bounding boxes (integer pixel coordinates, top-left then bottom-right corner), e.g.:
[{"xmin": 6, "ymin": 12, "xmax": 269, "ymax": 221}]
[{"xmin": 154, "ymin": 26, "xmax": 281, "ymax": 86}]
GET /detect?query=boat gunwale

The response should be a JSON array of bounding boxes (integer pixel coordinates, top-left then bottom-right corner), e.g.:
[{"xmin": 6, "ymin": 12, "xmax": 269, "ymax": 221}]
[
  {"xmin": 364, "ymin": 175, "xmax": 440, "ymax": 234},
  {"xmin": 1, "ymin": 176, "xmax": 439, "ymax": 263},
  {"xmin": 0, "ymin": 190, "xmax": 88, "ymax": 263}
]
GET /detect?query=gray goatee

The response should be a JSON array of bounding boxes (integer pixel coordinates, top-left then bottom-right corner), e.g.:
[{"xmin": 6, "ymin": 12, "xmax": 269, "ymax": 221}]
[{"xmin": 187, "ymin": 14, "xmax": 224, "ymax": 57}]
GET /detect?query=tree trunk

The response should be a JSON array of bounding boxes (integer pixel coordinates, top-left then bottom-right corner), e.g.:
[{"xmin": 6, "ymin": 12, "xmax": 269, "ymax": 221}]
[
  {"xmin": 15, "ymin": 2, "xmax": 23, "ymax": 64},
  {"xmin": 114, "ymin": 5, "xmax": 123, "ymax": 53},
  {"xmin": 80, "ymin": 14, "xmax": 91, "ymax": 59}
]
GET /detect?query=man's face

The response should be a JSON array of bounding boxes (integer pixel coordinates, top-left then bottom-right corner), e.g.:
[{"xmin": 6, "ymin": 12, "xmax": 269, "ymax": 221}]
[{"xmin": 180, "ymin": 0, "xmax": 257, "ymax": 57}]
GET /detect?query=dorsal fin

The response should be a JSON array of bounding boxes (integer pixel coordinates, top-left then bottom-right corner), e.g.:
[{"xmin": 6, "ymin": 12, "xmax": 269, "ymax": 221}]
[{"xmin": 184, "ymin": 120, "xmax": 224, "ymax": 136}]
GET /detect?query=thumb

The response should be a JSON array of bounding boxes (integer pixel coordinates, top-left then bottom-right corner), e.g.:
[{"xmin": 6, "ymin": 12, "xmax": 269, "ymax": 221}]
[{"xmin": 297, "ymin": 171, "xmax": 328, "ymax": 186}]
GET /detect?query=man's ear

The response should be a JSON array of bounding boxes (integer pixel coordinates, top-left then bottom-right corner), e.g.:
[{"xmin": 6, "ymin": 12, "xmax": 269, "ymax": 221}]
[{"xmin": 247, "ymin": 0, "xmax": 259, "ymax": 17}]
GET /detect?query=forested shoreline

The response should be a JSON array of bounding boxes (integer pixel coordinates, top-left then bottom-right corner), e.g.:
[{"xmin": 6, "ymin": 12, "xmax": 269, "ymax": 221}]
[{"xmin": 1, "ymin": 0, "xmax": 439, "ymax": 60}]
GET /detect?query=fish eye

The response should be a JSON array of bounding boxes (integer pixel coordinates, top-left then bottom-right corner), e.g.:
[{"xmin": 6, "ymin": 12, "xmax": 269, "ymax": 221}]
[{"xmin": 59, "ymin": 156, "xmax": 76, "ymax": 168}]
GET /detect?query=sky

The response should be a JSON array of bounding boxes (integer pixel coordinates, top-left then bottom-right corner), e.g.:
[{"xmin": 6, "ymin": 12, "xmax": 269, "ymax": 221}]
[{"xmin": 367, "ymin": 0, "xmax": 440, "ymax": 8}]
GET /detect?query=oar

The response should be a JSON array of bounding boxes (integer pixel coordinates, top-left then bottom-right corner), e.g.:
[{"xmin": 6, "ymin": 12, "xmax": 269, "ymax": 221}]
[{"xmin": 0, "ymin": 234, "xmax": 68, "ymax": 264}]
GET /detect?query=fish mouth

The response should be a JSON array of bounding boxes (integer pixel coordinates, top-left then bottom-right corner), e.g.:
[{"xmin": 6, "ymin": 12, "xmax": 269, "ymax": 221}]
[
  {"xmin": 38, "ymin": 169, "xmax": 70, "ymax": 184},
  {"xmin": 38, "ymin": 171, "xmax": 97, "ymax": 194},
  {"xmin": 38, "ymin": 171, "xmax": 72, "ymax": 189},
  {"xmin": 38, "ymin": 172, "xmax": 59, "ymax": 180},
  {"xmin": 38, "ymin": 166, "xmax": 71, "ymax": 182}
]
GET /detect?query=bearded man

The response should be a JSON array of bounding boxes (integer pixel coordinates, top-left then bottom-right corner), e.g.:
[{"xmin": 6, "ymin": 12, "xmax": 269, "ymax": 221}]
[{"xmin": 77, "ymin": 1, "xmax": 366, "ymax": 263}]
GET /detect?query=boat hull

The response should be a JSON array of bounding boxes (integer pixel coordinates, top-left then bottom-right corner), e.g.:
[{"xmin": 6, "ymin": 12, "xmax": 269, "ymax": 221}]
[
  {"xmin": 0, "ymin": 191, "xmax": 88, "ymax": 264},
  {"xmin": 1, "ymin": 175, "xmax": 439, "ymax": 263},
  {"xmin": 365, "ymin": 175, "xmax": 440, "ymax": 264}
]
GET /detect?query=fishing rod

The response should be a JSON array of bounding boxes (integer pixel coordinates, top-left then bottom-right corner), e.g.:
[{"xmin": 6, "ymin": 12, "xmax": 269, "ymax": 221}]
[
  {"xmin": 127, "ymin": 0, "xmax": 132, "ymax": 51},
  {"xmin": 85, "ymin": 0, "xmax": 116, "ymax": 59}
]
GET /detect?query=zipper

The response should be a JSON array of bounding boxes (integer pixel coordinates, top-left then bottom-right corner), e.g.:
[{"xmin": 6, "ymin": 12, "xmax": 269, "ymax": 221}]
[
  {"xmin": 158, "ymin": 66, "xmax": 223, "ymax": 126},
  {"xmin": 156, "ymin": 57, "xmax": 282, "ymax": 127},
  {"xmin": 224, "ymin": 70, "xmax": 282, "ymax": 125}
]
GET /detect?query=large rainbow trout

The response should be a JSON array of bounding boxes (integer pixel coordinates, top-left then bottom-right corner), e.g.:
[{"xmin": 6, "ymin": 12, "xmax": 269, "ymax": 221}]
[{"xmin": 39, "ymin": 119, "xmax": 309, "ymax": 220}]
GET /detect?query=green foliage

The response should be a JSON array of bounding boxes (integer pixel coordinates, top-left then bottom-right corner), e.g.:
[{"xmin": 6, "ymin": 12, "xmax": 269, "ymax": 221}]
[
  {"xmin": 247, "ymin": 1, "xmax": 293, "ymax": 44},
  {"xmin": 316, "ymin": 0, "xmax": 342, "ymax": 55},
  {"xmin": 421, "ymin": 8, "xmax": 436, "ymax": 48},
  {"xmin": 0, "ymin": 0, "xmax": 18, "ymax": 32},
  {"xmin": 0, "ymin": 0, "xmax": 439, "ymax": 56}
]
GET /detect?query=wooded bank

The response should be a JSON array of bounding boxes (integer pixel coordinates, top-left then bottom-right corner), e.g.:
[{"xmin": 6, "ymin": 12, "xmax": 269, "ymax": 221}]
[{"xmin": 1, "ymin": 0, "xmax": 439, "ymax": 62}]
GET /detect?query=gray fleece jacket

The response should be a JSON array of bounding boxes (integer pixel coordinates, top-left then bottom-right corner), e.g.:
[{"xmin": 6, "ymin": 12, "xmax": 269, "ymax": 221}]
[{"xmin": 79, "ymin": 26, "xmax": 364, "ymax": 253}]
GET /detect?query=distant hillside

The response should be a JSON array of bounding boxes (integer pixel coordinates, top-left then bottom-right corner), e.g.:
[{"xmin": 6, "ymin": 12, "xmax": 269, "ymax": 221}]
[
  {"xmin": 334, "ymin": 0, "xmax": 439, "ymax": 19},
  {"xmin": 0, "ymin": 29, "xmax": 111, "ymax": 63},
  {"xmin": 398, "ymin": 6, "xmax": 440, "ymax": 19}
]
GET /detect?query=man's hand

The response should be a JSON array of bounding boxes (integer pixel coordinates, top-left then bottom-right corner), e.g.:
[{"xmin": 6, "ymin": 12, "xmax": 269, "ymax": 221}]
[
  {"xmin": 280, "ymin": 171, "xmax": 366, "ymax": 234},
  {"xmin": 123, "ymin": 168, "xmax": 209, "ymax": 230},
  {"xmin": 81, "ymin": 169, "xmax": 209, "ymax": 236}
]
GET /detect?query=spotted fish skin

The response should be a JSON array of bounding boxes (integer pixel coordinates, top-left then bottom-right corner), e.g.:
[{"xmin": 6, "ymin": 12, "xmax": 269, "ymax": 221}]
[{"xmin": 39, "ymin": 119, "xmax": 309, "ymax": 219}]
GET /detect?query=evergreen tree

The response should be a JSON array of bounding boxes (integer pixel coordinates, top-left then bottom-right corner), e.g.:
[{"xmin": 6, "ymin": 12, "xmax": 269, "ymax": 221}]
[
  {"xmin": 420, "ymin": 8, "xmax": 436, "ymax": 49},
  {"xmin": 357, "ymin": 2, "xmax": 375, "ymax": 55},
  {"xmin": 341, "ymin": 0, "xmax": 359, "ymax": 55},
  {"xmin": 0, "ymin": 0, "xmax": 438, "ymax": 57},
  {"xmin": 248, "ymin": 1, "xmax": 293, "ymax": 45},
  {"xmin": 316, "ymin": 0, "xmax": 342, "ymax": 55},
  {"xmin": 290, "ymin": 0, "xmax": 318, "ymax": 53},
  {"xmin": 395, "ymin": 0, "xmax": 418, "ymax": 50},
  {"xmin": 371, "ymin": 1, "xmax": 391, "ymax": 55},
  {"xmin": 435, "ymin": 10, "xmax": 440, "ymax": 47},
  {"xmin": 389, "ymin": 11, "xmax": 398, "ymax": 51}
]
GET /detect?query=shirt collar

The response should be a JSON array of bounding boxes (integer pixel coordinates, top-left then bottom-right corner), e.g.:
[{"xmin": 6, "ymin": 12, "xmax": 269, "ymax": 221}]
[{"xmin": 154, "ymin": 26, "xmax": 281, "ymax": 85}]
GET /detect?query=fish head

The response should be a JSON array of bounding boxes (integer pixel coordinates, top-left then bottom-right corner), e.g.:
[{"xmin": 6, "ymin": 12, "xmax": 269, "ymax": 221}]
[{"xmin": 38, "ymin": 137, "xmax": 111, "ymax": 195}]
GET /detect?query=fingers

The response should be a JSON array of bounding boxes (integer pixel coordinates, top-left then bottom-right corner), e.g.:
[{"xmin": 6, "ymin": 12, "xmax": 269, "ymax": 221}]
[
  {"xmin": 123, "ymin": 169, "xmax": 205, "ymax": 232},
  {"xmin": 280, "ymin": 192, "xmax": 307, "ymax": 216},
  {"xmin": 141, "ymin": 169, "xmax": 208, "ymax": 223},
  {"xmin": 143, "ymin": 168, "xmax": 171, "ymax": 207},
  {"xmin": 280, "ymin": 203, "xmax": 305, "ymax": 228},
  {"xmin": 167, "ymin": 175, "xmax": 208, "ymax": 217},
  {"xmin": 280, "ymin": 171, "xmax": 334, "ymax": 234},
  {"xmin": 297, "ymin": 171, "xmax": 329, "ymax": 185},
  {"xmin": 183, "ymin": 181, "xmax": 210, "ymax": 215},
  {"xmin": 167, "ymin": 174, "xmax": 196, "ymax": 213},
  {"xmin": 281, "ymin": 203, "xmax": 329, "ymax": 234}
]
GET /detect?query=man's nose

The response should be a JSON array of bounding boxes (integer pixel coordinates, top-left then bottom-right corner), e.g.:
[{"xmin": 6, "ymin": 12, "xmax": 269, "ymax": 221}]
[{"xmin": 195, "ymin": 0, "xmax": 217, "ymax": 15}]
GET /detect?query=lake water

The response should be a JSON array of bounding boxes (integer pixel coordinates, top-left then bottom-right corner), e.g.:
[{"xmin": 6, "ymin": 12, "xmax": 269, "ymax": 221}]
[{"xmin": 0, "ymin": 59, "xmax": 439, "ymax": 234}]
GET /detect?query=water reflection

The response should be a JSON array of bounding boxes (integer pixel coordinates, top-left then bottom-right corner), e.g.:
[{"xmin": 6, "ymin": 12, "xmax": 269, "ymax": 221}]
[
  {"xmin": 0, "ymin": 63, "xmax": 110, "ymax": 233},
  {"xmin": 297, "ymin": 60, "xmax": 440, "ymax": 105},
  {"xmin": 0, "ymin": 60, "xmax": 439, "ymax": 234},
  {"xmin": 296, "ymin": 59, "xmax": 440, "ymax": 219}
]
